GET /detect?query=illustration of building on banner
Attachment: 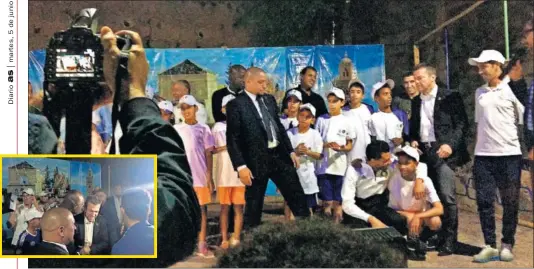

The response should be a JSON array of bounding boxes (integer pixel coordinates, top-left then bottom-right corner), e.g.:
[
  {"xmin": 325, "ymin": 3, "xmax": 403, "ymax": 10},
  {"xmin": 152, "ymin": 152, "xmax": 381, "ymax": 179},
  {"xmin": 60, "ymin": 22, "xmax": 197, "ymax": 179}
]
[
  {"xmin": 332, "ymin": 52, "xmax": 359, "ymax": 92},
  {"xmin": 157, "ymin": 59, "xmax": 218, "ymax": 123},
  {"xmin": 86, "ymin": 167, "xmax": 94, "ymax": 194},
  {"xmin": 6, "ymin": 162, "xmax": 39, "ymax": 196}
]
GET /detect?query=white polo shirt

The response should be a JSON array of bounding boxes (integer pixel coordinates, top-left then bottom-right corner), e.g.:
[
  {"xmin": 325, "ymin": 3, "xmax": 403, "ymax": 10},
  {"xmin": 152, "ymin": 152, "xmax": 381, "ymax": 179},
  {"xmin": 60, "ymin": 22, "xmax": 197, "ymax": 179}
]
[
  {"xmin": 474, "ymin": 80, "xmax": 524, "ymax": 156},
  {"xmin": 388, "ymin": 173, "xmax": 440, "ymax": 212}
]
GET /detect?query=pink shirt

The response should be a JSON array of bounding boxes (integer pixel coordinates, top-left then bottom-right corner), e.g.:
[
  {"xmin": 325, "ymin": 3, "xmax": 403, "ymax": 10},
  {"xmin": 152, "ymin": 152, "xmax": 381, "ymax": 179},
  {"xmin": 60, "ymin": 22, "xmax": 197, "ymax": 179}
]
[
  {"xmin": 212, "ymin": 122, "xmax": 244, "ymax": 187},
  {"xmin": 174, "ymin": 123, "xmax": 215, "ymax": 187}
]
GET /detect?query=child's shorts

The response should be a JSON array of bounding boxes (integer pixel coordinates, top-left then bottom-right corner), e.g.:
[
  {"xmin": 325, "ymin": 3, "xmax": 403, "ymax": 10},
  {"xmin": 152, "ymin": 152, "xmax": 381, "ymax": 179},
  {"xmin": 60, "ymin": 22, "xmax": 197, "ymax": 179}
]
[
  {"xmin": 318, "ymin": 174, "xmax": 343, "ymax": 202},
  {"xmin": 194, "ymin": 187, "xmax": 212, "ymax": 206},
  {"xmin": 305, "ymin": 193, "xmax": 319, "ymax": 208},
  {"xmin": 218, "ymin": 186, "xmax": 246, "ymax": 205}
]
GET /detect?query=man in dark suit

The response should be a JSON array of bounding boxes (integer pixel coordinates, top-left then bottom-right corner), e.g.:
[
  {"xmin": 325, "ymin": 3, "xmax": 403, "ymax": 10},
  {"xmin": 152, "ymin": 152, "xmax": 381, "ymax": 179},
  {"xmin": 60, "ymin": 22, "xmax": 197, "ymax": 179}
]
[
  {"xmin": 35, "ymin": 207, "xmax": 75, "ymax": 255},
  {"xmin": 212, "ymin": 64, "xmax": 246, "ymax": 123},
  {"xmin": 73, "ymin": 195, "xmax": 109, "ymax": 255},
  {"xmin": 100, "ymin": 181, "xmax": 123, "ymax": 246},
  {"xmin": 226, "ymin": 67, "xmax": 310, "ymax": 227},
  {"xmin": 410, "ymin": 63, "xmax": 469, "ymax": 256}
]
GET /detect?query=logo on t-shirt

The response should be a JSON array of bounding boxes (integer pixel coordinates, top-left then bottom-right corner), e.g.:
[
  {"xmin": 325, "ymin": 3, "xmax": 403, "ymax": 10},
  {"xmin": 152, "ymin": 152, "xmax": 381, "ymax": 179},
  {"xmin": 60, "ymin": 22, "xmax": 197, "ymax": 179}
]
[{"xmin": 337, "ymin": 129, "xmax": 348, "ymax": 137}]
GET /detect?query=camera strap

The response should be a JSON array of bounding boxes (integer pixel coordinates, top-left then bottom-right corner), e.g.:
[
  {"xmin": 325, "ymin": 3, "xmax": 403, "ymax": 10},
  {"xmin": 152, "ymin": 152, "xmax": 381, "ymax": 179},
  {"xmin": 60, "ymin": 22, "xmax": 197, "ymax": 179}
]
[{"xmin": 109, "ymin": 53, "xmax": 130, "ymax": 154}]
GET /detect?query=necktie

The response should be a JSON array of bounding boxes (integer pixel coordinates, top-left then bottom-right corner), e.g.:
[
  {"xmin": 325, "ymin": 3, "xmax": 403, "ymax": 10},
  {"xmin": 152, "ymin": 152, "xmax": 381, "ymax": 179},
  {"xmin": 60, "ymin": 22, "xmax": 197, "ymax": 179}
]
[{"xmin": 258, "ymin": 95, "xmax": 279, "ymax": 142}]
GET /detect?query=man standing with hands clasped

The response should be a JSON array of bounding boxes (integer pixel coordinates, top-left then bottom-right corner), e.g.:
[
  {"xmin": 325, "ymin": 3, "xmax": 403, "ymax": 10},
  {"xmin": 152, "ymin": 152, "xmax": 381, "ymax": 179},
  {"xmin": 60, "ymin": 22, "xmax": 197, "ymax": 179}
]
[{"xmin": 226, "ymin": 67, "xmax": 310, "ymax": 228}]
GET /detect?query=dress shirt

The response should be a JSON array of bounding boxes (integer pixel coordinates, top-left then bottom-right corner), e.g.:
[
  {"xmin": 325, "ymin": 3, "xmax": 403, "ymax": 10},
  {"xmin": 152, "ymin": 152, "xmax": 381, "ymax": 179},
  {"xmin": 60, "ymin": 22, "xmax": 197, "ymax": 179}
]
[
  {"xmin": 114, "ymin": 196, "xmax": 122, "ymax": 223},
  {"xmin": 84, "ymin": 217, "xmax": 94, "ymax": 245},
  {"xmin": 419, "ymin": 85, "xmax": 438, "ymax": 142}
]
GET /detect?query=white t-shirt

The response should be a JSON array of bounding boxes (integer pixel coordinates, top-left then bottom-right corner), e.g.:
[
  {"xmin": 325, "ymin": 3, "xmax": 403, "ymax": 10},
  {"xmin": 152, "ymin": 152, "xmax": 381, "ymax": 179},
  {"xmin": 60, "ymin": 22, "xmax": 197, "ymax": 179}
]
[
  {"xmin": 343, "ymin": 108, "xmax": 370, "ymax": 163},
  {"xmin": 368, "ymin": 111, "xmax": 404, "ymax": 152},
  {"xmin": 212, "ymin": 122, "xmax": 244, "ymax": 187},
  {"xmin": 474, "ymin": 80, "xmax": 524, "ymax": 156},
  {"xmin": 280, "ymin": 116, "xmax": 299, "ymax": 131},
  {"xmin": 316, "ymin": 114, "xmax": 356, "ymax": 176},
  {"xmin": 388, "ymin": 173, "xmax": 440, "ymax": 212},
  {"xmin": 287, "ymin": 127, "xmax": 323, "ymax": 194},
  {"xmin": 174, "ymin": 103, "xmax": 208, "ymax": 125}
]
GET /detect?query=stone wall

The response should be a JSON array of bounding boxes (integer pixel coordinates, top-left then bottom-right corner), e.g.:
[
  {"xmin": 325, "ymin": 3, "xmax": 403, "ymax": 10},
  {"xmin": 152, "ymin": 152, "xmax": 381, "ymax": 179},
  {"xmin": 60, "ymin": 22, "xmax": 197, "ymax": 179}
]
[{"xmin": 29, "ymin": 1, "xmax": 251, "ymax": 51}]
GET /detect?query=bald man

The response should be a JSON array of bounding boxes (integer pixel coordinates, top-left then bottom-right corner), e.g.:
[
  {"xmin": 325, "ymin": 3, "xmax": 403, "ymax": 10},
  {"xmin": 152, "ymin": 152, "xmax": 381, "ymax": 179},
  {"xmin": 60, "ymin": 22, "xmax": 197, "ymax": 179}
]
[
  {"xmin": 226, "ymin": 67, "xmax": 310, "ymax": 227},
  {"xmin": 35, "ymin": 208, "xmax": 76, "ymax": 255}
]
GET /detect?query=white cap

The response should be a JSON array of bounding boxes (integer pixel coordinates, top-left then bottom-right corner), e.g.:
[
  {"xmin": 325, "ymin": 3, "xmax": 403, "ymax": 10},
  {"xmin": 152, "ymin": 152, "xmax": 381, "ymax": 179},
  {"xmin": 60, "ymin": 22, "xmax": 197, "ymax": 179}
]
[
  {"xmin": 394, "ymin": 146, "xmax": 420, "ymax": 162},
  {"xmin": 371, "ymin": 79, "xmax": 395, "ymax": 98},
  {"xmin": 299, "ymin": 103, "xmax": 316, "ymax": 117},
  {"xmin": 286, "ymin": 90, "xmax": 303, "ymax": 102},
  {"xmin": 326, "ymin": 87, "xmax": 345, "ymax": 100},
  {"xmin": 178, "ymin": 95, "xmax": 198, "ymax": 106},
  {"xmin": 23, "ymin": 188, "xmax": 35, "ymax": 196},
  {"xmin": 221, "ymin": 95, "xmax": 236, "ymax": 107},
  {"xmin": 468, "ymin": 50, "xmax": 506, "ymax": 66},
  {"xmin": 158, "ymin": 100, "xmax": 174, "ymax": 113},
  {"xmin": 348, "ymin": 79, "xmax": 365, "ymax": 90},
  {"xmin": 25, "ymin": 208, "xmax": 43, "ymax": 222},
  {"xmin": 38, "ymin": 191, "xmax": 48, "ymax": 197}
]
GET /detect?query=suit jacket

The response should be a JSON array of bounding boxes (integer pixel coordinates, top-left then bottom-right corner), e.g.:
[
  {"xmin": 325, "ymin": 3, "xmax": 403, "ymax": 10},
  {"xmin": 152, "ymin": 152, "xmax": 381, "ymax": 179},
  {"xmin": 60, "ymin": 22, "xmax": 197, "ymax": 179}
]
[
  {"xmin": 73, "ymin": 214, "xmax": 110, "ymax": 254},
  {"xmin": 100, "ymin": 197, "xmax": 122, "ymax": 246},
  {"xmin": 509, "ymin": 78, "xmax": 534, "ymax": 149},
  {"xmin": 111, "ymin": 222, "xmax": 154, "ymax": 255},
  {"xmin": 226, "ymin": 91, "xmax": 294, "ymax": 179},
  {"xmin": 409, "ymin": 87, "xmax": 470, "ymax": 169},
  {"xmin": 211, "ymin": 87, "xmax": 241, "ymax": 122},
  {"xmin": 35, "ymin": 241, "xmax": 69, "ymax": 255}
]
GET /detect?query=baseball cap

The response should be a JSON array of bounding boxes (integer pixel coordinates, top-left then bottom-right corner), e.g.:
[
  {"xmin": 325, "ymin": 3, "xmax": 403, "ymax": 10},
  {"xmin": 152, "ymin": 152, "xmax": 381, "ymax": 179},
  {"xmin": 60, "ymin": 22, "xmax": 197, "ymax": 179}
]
[
  {"xmin": 221, "ymin": 95, "xmax": 236, "ymax": 107},
  {"xmin": 371, "ymin": 79, "xmax": 395, "ymax": 98},
  {"xmin": 348, "ymin": 78, "xmax": 365, "ymax": 91},
  {"xmin": 394, "ymin": 146, "xmax": 420, "ymax": 162},
  {"xmin": 326, "ymin": 87, "xmax": 345, "ymax": 100},
  {"xmin": 23, "ymin": 188, "xmax": 35, "ymax": 196},
  {"xmin": 158, "ymin": 100, "xmax": 174, "ymax": 113},
  {"xmin": 299, "ymin": 103, "xmax": 316, "ymax": 117},
  {"xmin": 25, "ymin": 208, "xmax": 43, "ymax": 222},
  {"xmin": 178, "ymin": 95, "xmax": 198, "ymax": 106},
  {"xmin": 38, "ymin": 191, "xmax": 48, "ymax": 197},
  {"xmin": 286, "ymin": 90, "xmax": 303, "ymax": 102},
  {"xmin": 468, "ymin": 50, "xmax": 506, "ymax": 66}
]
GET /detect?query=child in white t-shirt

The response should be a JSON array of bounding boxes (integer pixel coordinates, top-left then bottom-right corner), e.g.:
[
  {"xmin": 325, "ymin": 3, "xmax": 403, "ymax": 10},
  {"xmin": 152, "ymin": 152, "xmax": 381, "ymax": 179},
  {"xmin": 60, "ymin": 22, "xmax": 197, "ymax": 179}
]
[
  {"xmin": 212, "ymin": 95, "xmax": 245, "ymax": 250},
  {"xmin": 287, "ymin": 104, "xmax": 323, "ymax": 215},
  {"xmin": 280, "ymin": 90, "xmax": 302, "ymax": 130},
  {"xmin": 342, "ymin": 80, "xmax": 373, "ymax": 164},
  {"xmin": 316, "ymin": 87, "xmax": 356, "ymax": 223},
  {"xmin": 368, "ymin": 80, "xmax": 405, "ymax": 153}
]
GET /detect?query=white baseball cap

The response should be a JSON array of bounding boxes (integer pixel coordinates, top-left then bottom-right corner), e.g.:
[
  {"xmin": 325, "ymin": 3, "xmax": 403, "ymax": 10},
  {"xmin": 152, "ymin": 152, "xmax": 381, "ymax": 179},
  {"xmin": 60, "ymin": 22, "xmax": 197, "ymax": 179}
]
[
  {"xmin": 299, "ymin": 103, "xmax": 316, "ymax": 117},
  {"xmin": 394, "ymin": 146, "xmax": 420, "ymax": 162},
  {"xmin": 23, "ymin": 188, "xmax": 35, "ymax": 196},
  {"xmin": 371, "ymin": 79, "xmax": 395, "ymax": 98},
  {"xmin": 38, "ymin": 191, "xmax": 48, "ymax": 197},
  {"xmin": 25, "ymin": 208, "xmax": 43, "ymax": 222},
  {"xmin": 326, "ymin": 87, "xmax": 345, "ymax": 100},
  {"xmin": 158, "ymin": 100, "xmax": 174, "ymax": 113},
  {"xmin": 286, "ymin": 90, "xmax": 303, "ymax": 102},
  {"xmin": 468, "ymin": 50, "xmax": 506, "ymax": 66},
  {"xmin": 221, "ymin": 95, "xmax": 236, "ymax": 107},
  {"xmin": 348, "ymin": 79, "xmax": 366, "ymax": 90},
  {"xmin": 178, "ymin": 95, "xmax": 198, "ymax": 106}
]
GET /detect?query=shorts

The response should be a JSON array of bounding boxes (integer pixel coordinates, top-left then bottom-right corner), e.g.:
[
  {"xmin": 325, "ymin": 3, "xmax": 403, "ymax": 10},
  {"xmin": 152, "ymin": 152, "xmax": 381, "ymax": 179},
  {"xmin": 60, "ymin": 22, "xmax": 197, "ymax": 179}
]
[
  {"xmin": 305, "ymin": 193, "xmax": 318, "ymax": 209},
  {"xmin": 318, "ymin": 174, "xmax": 343, "ymax": 202},
  {"xmin": 218, "ymin": 186, "xmax": 246, "ymax": 205},
  {"xmin": 194, "ymin": 187, "xmax": 212, "ymax": 206}
]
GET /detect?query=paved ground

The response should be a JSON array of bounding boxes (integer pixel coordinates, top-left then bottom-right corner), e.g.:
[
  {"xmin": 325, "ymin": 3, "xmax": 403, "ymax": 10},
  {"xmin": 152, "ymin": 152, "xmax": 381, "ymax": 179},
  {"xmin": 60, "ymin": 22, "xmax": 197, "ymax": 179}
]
[{"xmin": 172, "ymin": 198, "xmax": 533, "ymax": 268}]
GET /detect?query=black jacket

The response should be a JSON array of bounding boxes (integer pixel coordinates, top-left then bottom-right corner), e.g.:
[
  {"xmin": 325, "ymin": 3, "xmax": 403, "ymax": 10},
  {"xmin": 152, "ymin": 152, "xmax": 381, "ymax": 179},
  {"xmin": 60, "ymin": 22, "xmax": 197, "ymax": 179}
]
[
  {"xmin": 226, "ymin": 92, "xmax": 294, "ymax": 179},
  {"xmin": 211, "ymin": 87, "xmax": 242, "ymax": 122},
  {"xmin": 29, "ymin": 98, "xmax": 201, "ymax": 267},
  {"xmin": 409, "ymin": 88, "xmax": 470, "ymax": 169},
  {"xmin": 100, "ymin": 197, "xmax": 122, "ymax": 246},
  {"xmin": 34, "ymin": 241, "xmax": 69, "ymax": 255},
  {"xmin": 73, "ymin": 214, "xmax": 110, "ymax": 255},
  {"xmin": 508, "ymin": 78, "xmax": 533, "ymax": 149}
]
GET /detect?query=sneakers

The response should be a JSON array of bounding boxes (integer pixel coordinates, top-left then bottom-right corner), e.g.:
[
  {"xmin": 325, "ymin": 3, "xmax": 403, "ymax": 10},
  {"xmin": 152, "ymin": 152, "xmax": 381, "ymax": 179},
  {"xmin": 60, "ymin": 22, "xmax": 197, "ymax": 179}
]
[
  {"xmin": 406, "ymin": 237, "xmax": 427, "ymax": 261},
  {"xmin": 500, "ymin": 243, "xmax": 514, "ymax": 262},
  {"xmin": 196, "ymin": 241, "xmax": 214, "ymax": 258},
  {"xmin": 473, "ymin": 245, "xmax": 499, "ymax": 263},
  {"xmin": 229, "ymin": 237, "xmax": 240, "ymax": 248}
]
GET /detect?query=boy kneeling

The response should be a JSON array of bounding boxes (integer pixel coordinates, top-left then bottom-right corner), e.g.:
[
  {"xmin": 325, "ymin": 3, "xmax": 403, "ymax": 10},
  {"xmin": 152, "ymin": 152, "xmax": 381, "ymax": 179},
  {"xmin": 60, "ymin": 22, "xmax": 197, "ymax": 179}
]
[{"xmin": 388, "ymin": 146, "xmax": 443, "ymax": 260}]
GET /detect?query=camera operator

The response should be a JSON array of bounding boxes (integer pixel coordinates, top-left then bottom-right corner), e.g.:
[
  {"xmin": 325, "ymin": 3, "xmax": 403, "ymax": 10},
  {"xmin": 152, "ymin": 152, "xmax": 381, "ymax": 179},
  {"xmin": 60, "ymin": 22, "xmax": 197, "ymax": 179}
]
[{"xmin": 29, "ymin": 26, "xmax": 201, "ymax": 268}]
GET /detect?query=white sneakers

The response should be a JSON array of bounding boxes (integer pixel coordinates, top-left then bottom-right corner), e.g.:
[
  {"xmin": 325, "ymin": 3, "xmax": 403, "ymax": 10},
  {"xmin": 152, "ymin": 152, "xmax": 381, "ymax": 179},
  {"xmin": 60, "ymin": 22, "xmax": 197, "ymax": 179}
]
[{"xmin": 473, "ymin": 244, "xmax": 514, "ymax": 263}]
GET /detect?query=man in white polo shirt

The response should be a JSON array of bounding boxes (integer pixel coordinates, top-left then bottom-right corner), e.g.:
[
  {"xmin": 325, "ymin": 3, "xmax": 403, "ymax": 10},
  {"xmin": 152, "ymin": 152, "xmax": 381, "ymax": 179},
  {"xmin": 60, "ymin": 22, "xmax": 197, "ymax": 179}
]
[{"xmin": 468, "ymin": 50, "xmax": 524, "ymax": 263}]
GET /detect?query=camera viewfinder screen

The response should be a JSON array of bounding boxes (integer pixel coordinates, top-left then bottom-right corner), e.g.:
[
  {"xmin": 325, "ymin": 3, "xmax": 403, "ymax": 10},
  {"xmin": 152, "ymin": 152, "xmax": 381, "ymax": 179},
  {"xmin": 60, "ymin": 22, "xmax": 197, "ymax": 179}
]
[{"xmin": 55, "ymin": 48, "xmax": 95, "ymax": 77}]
